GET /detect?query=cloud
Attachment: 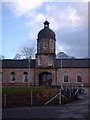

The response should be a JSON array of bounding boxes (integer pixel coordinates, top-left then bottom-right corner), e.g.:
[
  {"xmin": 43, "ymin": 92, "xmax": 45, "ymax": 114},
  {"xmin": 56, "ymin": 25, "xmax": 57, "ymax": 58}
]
[
  {"xmin": 56, "ymin": 27, "xmax": 88, "ymax": 57},
  {"xmin": 4, "ymin": 0, "xmax": 44, "ymax": 17},
  {"xmin": 45, "ymin": 5, "xmax": 81, "ymax": 31},
  {"xmin": 42, "ymin": 2, "xmax": 88, "ymax": 57},
  {"xmin": 3, "ymin": 1, "xmax": 88, "ymax": 58},
  {"xmin": 46, "ymin": 2, "xmax": 88, "ymax": 30}
]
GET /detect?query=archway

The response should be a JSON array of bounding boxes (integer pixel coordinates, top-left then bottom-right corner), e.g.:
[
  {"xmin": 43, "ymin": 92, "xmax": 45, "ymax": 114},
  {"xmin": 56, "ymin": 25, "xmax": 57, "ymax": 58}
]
[{"xmin": 39, "ymin": 72, "xmax": 52, "ymax": 86}]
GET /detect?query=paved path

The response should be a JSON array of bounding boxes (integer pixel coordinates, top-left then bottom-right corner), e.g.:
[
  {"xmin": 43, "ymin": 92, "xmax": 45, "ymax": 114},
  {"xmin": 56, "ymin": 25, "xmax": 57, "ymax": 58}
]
[{"xmin": 2, "ymin": 88, "xmax": 89, "ymax": 119}]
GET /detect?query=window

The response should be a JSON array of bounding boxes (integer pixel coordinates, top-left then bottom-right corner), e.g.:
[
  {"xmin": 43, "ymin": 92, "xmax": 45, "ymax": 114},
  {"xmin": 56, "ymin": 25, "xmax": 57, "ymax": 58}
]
[
  {"xmin": 38, "ymin": 41, "xmax": 41, "ymax": 50},
  {"xmin": 63, "ymin": 73, "xmax": 68, "ymax": 82},
  {"xmin": 50, "ymin": 39, "xmax": 54, "ymax": 49},
  {"xmin": 43, "ymin": 42, "xmax": 48, "ymax": 49},
  {"xmin": 10, "ymin": 72, "xmax": 15, "ymax": 83},
  {"xmin": 23, "ymin": 72, "xmax": 28, "ymax": 83},
  {"xmin": 38, "ymin": 56, "xmax": 42, "ymax": 66},
  {"xmin": 76, "ymin": 74, "xmax": 82, "ymax": 83},
  {"xmin": 0, "ymin": 72, "xmax": 3, "ymax": 82},
  {"xmin": 48, "ymin": 56, "xmax": 52, "ymax": 66}
]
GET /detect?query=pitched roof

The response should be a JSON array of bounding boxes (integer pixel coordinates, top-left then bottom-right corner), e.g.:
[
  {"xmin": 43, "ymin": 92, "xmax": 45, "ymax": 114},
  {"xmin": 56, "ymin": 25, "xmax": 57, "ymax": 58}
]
[
  {"xmin": 0, "ymin": 58, "xmax": 89, "ymax": 69},
  {"xmin": 56, "ymin": 59, "xmax": 89, "ymax": 68},
  {"xmin": 1, "ymin": 59, "xmax": 35, "ymax": 68}
]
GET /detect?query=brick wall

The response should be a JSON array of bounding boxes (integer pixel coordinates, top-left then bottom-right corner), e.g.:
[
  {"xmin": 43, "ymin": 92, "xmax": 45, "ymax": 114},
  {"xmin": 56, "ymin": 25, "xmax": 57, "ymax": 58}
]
[
  {"xmin": 1, "ymin": 68, "xmax": 90, "ymax": 86},
  {"xmin": 57, "ymin": 68, "xmax": 89, "ymax": 86}
]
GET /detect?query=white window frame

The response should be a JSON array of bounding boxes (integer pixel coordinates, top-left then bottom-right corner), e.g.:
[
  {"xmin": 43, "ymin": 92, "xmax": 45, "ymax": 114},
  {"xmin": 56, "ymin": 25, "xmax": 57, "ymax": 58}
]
[
  {"xmin": 10, "ymin": 72, "xmax": 15, "ymax": 83},
  {"xmin": 23, "ymin": 72, "xmax": 28, "ymax": 83},
  {"xmin": 38, "ymin": 56, "xmax": 42, "ymax": 66},
  {"xmin": 63, "ymin": 73, "xmax": 69, "ymax": 83},
  {"xmin": 76, "ymin": 73, "xmax": 83, "ymax": 83},
  {"xmin": 48, "ymin": 56, "xmax": 52, "ymax": 66}
]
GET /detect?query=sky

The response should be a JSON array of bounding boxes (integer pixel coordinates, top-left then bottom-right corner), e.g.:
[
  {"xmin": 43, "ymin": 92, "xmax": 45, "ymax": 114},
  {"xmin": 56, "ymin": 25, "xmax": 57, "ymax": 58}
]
[{"xmin": 1, "ymin": 0, "xmax": 89, "ymax": 59}]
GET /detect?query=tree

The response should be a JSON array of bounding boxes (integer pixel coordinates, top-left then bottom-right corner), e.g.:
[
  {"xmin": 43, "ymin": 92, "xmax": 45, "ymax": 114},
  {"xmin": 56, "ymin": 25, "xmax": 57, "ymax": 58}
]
[
  {"xmin": 14, "ymin": 46, "xmax": 36, "ymax": 59},
  {"xmin": 13, "ymin": 54, "xmax": 21, "ymax": 60},
  {"xmin": 56, "ymin": 52, "xmax": 75, "ymax": 59},
  {"xmin": 0, "ymin": 55, "xmax": 5, "ymax": 60}
]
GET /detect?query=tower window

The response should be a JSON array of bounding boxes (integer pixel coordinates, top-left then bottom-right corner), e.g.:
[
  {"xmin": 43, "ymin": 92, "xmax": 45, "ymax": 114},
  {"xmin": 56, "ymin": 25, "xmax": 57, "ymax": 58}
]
[
  {"xmin": 50, "ymin": 39, "xmax": 54, "ymax": 49},
  {"xmin": 38, "ymin": 56, "xmax": 42, "ymax": 66},
  {"xmin": 10, "ymin": 72, "xmax": 15, "ymax": 83},
  {"xmin": 43, "ymin": 42, "xmax": 48, "ymax": 49},
  {"xmin": 48, "ymin": 56, "xmax": 52, "ymax": 66},
  {"xmin": 23, "ymin": 72, "xmax": 28, "ymax": 83},
  {"xmin": 38, "ymin": 41, "xmax": 41, "ymax": 50}
]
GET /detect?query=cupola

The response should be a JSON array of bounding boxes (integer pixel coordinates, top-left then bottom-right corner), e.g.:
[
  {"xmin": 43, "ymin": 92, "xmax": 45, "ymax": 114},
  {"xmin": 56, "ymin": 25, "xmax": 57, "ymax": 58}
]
[{"xmin": 37, "ymin": 20, "xmax": 55, "ymax": 40}]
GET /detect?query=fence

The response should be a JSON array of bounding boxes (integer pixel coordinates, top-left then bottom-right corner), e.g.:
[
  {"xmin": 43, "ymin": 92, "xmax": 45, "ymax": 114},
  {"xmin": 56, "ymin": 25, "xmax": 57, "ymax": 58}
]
[
  {"xmin": 2, "ymin": 86, "xmax": 83, "ymax": 108},
  {"xmin": 2, "ymin": 89, "xmax": 59, "ymax": 108}
]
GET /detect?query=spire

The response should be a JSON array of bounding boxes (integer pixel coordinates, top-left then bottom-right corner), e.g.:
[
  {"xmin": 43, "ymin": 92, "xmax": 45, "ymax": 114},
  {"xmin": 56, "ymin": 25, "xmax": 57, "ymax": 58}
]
[{"xmin": 44, "ymin": 20, "xmax": 50, "ymax": 28}]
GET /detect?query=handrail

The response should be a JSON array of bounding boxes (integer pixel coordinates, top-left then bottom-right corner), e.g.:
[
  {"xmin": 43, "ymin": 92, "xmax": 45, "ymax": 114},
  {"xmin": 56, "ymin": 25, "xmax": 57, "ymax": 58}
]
[
  {"xmin": 44, "ymin": 92, "xmax": 60, "ymax": 106},
  {"xmin": 44, "ymin": 91, "xmax": 65, "ymax": 106}
]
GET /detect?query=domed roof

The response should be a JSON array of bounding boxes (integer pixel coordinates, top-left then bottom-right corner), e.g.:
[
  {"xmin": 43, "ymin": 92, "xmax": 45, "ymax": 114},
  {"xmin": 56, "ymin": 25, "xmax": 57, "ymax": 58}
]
[{"xmin": 37, "ymin": 20, "xmax": 55, "ymax": 40}]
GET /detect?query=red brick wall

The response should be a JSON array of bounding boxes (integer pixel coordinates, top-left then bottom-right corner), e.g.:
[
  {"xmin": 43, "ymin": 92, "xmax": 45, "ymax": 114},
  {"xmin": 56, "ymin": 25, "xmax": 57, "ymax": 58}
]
[
  {"xmin": 2, "ymin": 68, "xmax": 35, "ymax": 86},
  {"xmin": 2, "ymin": 68, "xmax": 89, "ymax": 86},
  {"xmin": 57, "ymin": 68, "xmax": 89, "ymax": 86}
]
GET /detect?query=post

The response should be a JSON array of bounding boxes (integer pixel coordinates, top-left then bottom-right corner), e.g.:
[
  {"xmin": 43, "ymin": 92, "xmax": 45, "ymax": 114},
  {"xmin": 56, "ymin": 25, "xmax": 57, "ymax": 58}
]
[
  {"xmin": 4, "ymin": 93, "xmax": 6, "ymax": 107},
  {"xmin": 31, "ymin": 91, "xmax": 33, "ymax": 106},
  {"xmin": 28, "ymin": 56, "xmax": 31, "ymax": 87},
  {"xmin": 59, "ymin": 53, "xmax": 62, "ymax": 104}
]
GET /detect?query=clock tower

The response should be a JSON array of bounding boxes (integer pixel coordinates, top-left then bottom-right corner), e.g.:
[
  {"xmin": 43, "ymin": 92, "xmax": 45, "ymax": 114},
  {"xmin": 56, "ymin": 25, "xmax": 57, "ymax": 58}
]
[{"xmin": 36, "ymin": 20, "xmax": 56, "ymax": 68}]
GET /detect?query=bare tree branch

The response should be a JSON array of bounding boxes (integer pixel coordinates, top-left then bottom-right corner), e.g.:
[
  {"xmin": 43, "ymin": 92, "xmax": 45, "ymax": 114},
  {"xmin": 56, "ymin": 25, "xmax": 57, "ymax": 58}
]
[
  {"xmin": 0, "ymin": 55, "xmax": 5, "ymax": 60},
  {"xmin": 14, "ymin": 45, "xmax": 36, "ymax": 59}
]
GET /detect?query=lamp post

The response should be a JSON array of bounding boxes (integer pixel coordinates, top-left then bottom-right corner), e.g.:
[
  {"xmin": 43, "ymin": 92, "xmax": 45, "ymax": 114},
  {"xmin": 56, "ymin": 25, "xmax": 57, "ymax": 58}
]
[
  {"xmin": 28, "ymin": 56, "xmax": 31, "ymax": 87},
  {"xmin": 59, "ymin": 53, "xmax": 62, "ymax": 104}
]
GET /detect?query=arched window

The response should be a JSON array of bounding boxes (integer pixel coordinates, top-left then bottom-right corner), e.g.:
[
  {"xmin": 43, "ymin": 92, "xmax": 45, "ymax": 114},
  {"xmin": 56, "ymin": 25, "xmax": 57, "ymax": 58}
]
[
  {"xmin": 23, "ymin": 72, "xmax": 28, "ymax": 83},
  {"xmin": 0, "ymin": 72, "xmax": 3, "ymax": 82},
  {"xmin": 76, "ymin": 73, "xmax": 82, "ymax": 83},
  {"xmin": 38, "ymin": 56, "xmax": 42, "ymax": 66},
  {"xmin": 48, "ymin": 56, "xmax": 52, "ymax": 66},
  {"xmin": 43, "ymin": 41, "xmax": 48, "ymax": 49},
  {"xmin": 50, "ymin": 39, "xmax": 54, "ymax": 49},
  {"xmin": 38, "ymin": 41, "xmax": 41, "ymax": 53},
  {"xmin": 10, "ymin": 72, "xmax": 15, "ymax": 83},
  {"xmin": 63, "ymin": 73, "xmax": 68, "ymax": 82}
]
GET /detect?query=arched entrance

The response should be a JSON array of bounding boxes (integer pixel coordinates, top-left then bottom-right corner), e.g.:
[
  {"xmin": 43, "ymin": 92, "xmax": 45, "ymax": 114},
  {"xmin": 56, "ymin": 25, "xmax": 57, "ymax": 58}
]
[{"xmin": 39, "ymin": 72, "xmax": 52, "ymax": 86}]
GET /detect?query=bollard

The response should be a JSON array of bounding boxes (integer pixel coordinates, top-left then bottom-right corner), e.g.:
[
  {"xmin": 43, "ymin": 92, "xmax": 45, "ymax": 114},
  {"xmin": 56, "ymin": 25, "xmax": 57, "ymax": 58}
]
[
  {"xmin": 4, "ymin": 94, "xmax": 6, "ymax": 107},
  {"xmin": 31, "ymin": 91, "xmax": 32, "ymax": 106}
]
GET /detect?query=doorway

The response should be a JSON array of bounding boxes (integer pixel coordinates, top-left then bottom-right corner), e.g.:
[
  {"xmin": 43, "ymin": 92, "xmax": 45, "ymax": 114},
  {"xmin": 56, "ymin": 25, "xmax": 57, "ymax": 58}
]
[{"xmin": 39, "ymin": 72, "xmax": 52, "ymax": 86}]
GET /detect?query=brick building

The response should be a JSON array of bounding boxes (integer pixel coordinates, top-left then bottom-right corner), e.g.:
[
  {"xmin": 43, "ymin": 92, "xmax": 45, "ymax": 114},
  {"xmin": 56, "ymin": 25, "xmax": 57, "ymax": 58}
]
[{"xmin": 0, "ymin": 20, "xmax": 89, "ymax": 87}]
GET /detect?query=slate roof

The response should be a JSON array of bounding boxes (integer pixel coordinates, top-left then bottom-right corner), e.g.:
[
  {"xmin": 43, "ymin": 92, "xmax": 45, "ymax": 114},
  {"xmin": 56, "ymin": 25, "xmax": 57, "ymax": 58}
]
[
  {"xmin": 0, "ymin": 58, "xmax": 89, "ymax": 69},
  {"xmin": 38, "ymin": 28, "xmax": 55, "ymax": 40},
  {"xmin": 37, "ymin": 20, "xmax": 55, "ymax": 40},
  {"xmin": 1, "ymin": 59, "xmax": 35, "ymax": 68},
  {"xmin": 56, "ymin": 59, "xmax": 89, "ymax": 68}
]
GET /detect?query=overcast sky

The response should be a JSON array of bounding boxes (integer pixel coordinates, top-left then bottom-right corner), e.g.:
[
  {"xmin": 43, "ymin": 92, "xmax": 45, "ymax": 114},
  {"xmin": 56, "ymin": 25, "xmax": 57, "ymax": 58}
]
[{"xmin": 1, "ymin": 0, "xmax": 89, "ymax": 59}]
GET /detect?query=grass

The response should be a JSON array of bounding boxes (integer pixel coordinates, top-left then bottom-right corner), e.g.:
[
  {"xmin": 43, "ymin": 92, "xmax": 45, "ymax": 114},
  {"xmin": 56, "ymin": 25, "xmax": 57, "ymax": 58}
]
[{"xmin": 2, "ymin": 86, "xmax": 53, "ymax": 94}]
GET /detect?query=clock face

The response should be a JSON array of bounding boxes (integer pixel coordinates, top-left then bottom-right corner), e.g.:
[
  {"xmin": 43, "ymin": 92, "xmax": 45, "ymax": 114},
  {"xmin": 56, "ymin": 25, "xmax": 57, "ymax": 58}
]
[{"xmin": 44, "ymin": 24, "xmax": 48, "ymax": 27}]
